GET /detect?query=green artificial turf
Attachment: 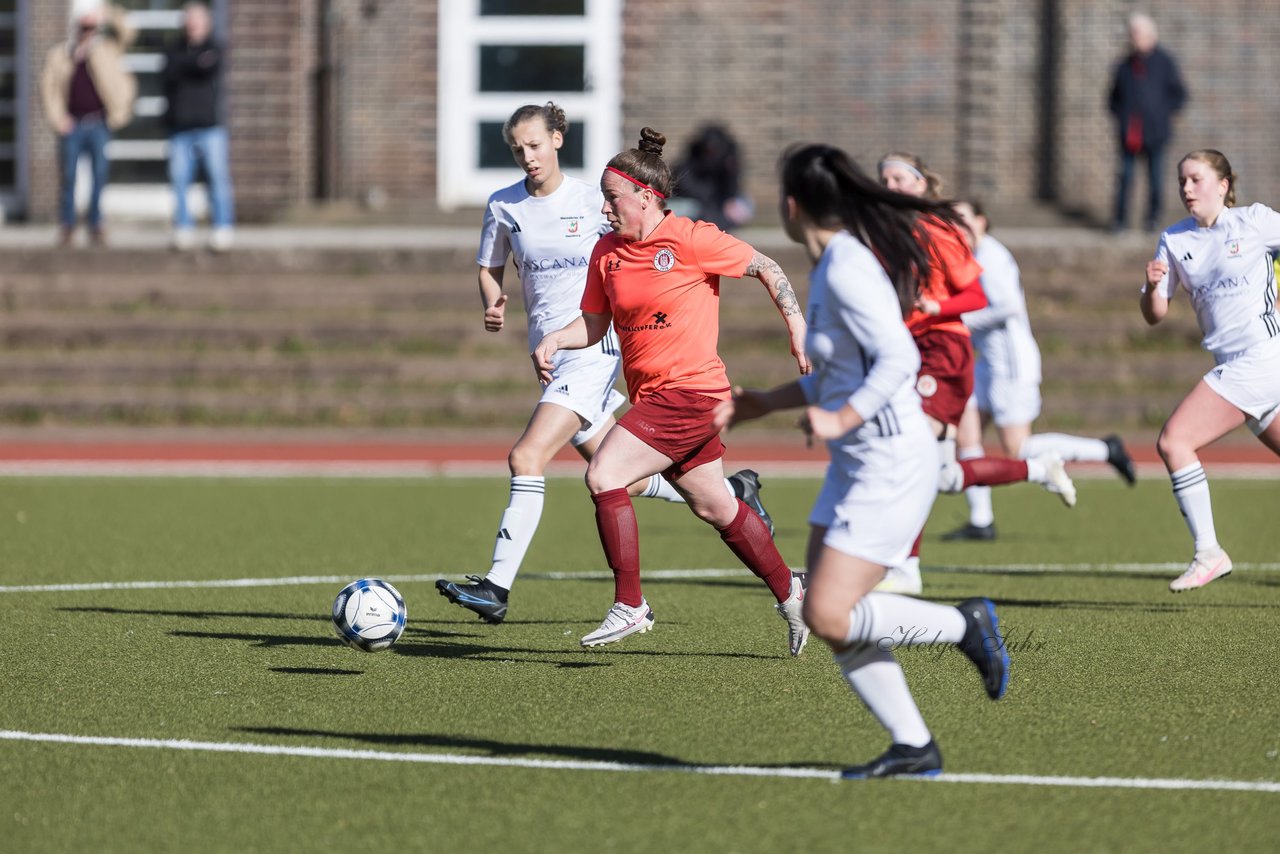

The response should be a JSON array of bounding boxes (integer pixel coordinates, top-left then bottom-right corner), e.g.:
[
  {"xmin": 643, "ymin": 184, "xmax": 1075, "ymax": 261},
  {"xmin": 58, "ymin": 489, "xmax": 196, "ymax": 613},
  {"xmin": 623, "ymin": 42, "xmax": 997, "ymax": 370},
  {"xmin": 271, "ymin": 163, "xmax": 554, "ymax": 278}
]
[{"xmin": 1, "ymin": 475, "xmax": 1278, "ymax": 853}]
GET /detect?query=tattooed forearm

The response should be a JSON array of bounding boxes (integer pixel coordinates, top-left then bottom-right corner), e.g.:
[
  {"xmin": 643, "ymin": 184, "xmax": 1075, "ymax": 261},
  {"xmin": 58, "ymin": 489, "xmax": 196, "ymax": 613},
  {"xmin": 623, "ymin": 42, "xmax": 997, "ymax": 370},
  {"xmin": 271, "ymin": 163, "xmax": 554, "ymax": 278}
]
[
  {"xmin": 746, "ymin": 252, "xmax": 803, "ymax": 317},
  {"xmin": 772, "ymin": 278, "xmax": 802, "ymax": 316}
]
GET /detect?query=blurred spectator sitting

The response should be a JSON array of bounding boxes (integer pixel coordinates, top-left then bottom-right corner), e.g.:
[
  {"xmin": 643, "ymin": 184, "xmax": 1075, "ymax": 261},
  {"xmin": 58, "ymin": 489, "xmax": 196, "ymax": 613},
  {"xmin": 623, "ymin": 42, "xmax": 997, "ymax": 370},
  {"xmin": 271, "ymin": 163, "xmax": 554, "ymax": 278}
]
[
  {"xmin": 40, "ymin": 0, "xmax": 137, "ymax": 247},
  {"xmin": 165, "ymin": 1, "xmax": 235, "ymax": 252},
  {"xmin": 673, "ymin": 124, "xmax": 753, "ymax": 231}
]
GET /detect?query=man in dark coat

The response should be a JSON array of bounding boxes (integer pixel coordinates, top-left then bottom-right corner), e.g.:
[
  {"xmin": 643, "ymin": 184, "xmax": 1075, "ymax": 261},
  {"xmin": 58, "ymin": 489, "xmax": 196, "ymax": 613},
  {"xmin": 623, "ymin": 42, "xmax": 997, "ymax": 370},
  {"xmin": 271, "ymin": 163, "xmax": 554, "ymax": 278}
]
[
  {"xmin": 165, "ymin": 1, "xmax": 235, "ymax": 251},
  {"xmin": 1108, "ymin": 13, "xmax": 1187, "ymax": 233}
]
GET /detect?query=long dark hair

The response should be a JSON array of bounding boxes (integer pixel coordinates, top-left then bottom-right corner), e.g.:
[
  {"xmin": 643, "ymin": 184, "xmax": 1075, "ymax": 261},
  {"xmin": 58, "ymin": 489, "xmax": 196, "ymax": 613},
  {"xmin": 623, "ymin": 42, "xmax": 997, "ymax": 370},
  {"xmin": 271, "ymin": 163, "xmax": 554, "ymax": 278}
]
[{"xmin": 781, "ymin": 143, "xmax": 968, "ymax": 317}]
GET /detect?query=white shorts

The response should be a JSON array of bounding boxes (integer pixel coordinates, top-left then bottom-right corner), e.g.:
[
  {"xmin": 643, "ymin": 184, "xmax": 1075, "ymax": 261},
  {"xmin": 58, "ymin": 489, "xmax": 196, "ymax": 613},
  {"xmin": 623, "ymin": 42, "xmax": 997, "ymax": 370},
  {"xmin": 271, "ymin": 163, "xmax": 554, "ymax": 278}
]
[
  {"xmin": 808, "ymin": 425, "xmax": 939, "ymax": 567},
  {"xmin": 1205, "ymin": 337, "xmax": 1280, "ymax": 435},
  {"xmin": 539, "ymin": 335, "xmax": 626, "ymax": 446},
  {"xmin": 974, "ymin": 359, "xmax": 1042, "ymax": 428}
]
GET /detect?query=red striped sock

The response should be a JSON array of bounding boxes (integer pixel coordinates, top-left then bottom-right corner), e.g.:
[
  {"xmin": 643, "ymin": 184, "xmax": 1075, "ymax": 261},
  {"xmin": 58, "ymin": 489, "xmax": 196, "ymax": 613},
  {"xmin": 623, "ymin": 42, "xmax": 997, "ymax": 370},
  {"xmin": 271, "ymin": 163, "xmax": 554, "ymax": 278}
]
[
  {"xmin": 960, "ymin": 457, "xmax": 1029, "ymax": 488},
  {"xmin": 592, "ymin": 488, "xmax": 643, "ymax": 607},
  {"xmin": 718, "ymin": 500, "xmax": 793, "ymax": 602}
]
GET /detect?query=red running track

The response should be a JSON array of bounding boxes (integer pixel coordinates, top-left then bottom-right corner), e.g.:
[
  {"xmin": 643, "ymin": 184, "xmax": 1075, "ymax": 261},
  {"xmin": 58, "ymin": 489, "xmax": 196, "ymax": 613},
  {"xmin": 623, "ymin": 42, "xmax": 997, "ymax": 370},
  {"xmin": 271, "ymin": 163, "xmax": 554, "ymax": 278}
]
[{"xmin": 0, "ymin": 438, "xmax": 1274, "ymax": 468}]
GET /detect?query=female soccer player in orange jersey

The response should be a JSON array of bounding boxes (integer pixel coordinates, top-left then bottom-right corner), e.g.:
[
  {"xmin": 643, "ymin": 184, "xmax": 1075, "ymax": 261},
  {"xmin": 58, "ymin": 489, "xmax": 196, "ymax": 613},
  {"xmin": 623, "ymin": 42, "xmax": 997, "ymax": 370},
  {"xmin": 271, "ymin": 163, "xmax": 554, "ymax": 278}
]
[
  {"xmin": 435, "ymin": 104, "xmax": 772, "ymax": 626},
  {"xmin": 877, "ymin": 152, "xmax": 1076, "ymax": 594},
  {"xmin": 534, "ymin": 128, "xmax": 811, "ymax": 652}
]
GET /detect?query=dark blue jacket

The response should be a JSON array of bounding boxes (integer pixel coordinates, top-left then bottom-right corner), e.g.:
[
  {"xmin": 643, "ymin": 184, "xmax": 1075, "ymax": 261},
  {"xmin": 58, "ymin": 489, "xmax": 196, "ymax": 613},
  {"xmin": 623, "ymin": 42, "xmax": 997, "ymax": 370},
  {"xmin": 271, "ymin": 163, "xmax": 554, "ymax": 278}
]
[{"xmin": 1108, "ymin": 46, "xmax": 1187, "ymax": 149}]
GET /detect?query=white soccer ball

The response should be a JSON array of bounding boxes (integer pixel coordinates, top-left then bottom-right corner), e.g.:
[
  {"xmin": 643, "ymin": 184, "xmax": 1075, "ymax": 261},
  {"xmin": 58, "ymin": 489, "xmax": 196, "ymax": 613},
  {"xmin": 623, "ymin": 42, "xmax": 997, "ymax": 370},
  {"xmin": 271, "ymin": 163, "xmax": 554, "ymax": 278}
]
[{"xmin": 331, "ymin": 578, "xmax": 407, "ymax": 652}]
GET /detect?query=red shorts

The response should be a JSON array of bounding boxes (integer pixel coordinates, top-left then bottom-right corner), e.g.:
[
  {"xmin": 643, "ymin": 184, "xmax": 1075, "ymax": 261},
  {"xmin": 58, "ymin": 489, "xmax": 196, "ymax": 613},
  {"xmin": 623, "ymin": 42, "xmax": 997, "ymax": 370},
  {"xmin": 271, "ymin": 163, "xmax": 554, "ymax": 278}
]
[
  {"xmin": 617, "ymin": 388, "xmax": 726, "ymax": 481},
  {"xmin": 914, "ymin": 328, "xmax": 974, "ymax": 427}
]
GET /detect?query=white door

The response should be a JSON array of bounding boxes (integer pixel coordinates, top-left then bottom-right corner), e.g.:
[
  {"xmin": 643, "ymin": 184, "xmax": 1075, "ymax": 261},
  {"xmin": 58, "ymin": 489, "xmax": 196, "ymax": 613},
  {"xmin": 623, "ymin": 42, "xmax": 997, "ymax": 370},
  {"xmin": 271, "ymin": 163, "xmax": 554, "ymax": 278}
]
[{"xmin": 437, "ymin": 0, "xmax": 622, "ymax": 210}]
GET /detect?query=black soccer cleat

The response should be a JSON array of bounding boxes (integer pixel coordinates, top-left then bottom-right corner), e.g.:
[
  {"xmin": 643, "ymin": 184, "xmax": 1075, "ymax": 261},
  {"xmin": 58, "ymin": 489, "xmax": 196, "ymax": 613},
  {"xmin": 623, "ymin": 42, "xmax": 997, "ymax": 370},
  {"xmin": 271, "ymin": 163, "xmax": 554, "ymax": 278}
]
[
  {"xmin": 728, "ymin": 469, "xmax": 775, "ymax": 538},
  {"xmin": 841, "ymin": 740, "xmax": 943, "ymax": 779},
  {"xmin": 957, "ymin": 597, "xmax": 1010, "ymax": 700},
  {"xmin": 1104, "ymin": 434, "xmax": 1137, "ymax": 486},
  {"xmin": 435, "ymin": 575, "xmax": 508, "ymax": 624},
  {"xmin": 941, "ymin": 522, "xmax": 996, "ymax": 542}
]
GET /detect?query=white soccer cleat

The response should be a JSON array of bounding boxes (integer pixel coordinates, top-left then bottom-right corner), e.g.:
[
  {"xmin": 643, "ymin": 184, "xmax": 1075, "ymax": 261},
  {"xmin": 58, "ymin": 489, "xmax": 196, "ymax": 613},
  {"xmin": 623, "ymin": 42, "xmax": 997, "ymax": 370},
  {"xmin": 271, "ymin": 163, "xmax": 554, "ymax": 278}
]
[
  {"xmin": 1034, "ymin": 453, "xmax": 1077, "ymax": 508},
  {"xmin": 581, "ymin": 599, "xmax": 655, "ymax": 647},
  {"xmin": 1169, "ymin": 549, "xmax": 1233, "ymax": 592},
  {"xmin": 875, "ymin": 561, "xmax": 923, "ymax": 595},
  {"xmin": 775, "ymin": 573, "xmax": 809, "ymax": 656}
]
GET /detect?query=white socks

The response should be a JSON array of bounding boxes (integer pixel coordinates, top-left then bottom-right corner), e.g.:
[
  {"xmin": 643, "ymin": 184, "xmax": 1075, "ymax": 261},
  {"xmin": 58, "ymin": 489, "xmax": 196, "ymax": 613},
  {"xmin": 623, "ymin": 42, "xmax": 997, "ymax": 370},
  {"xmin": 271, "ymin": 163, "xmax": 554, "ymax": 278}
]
[
  {"xmin": 835, "ymin": 643, "xmax": 932, "ymax": 747},
  {"xmin": 834, "ymin": 593, "xmax": 967, "ymax": 747},
  {"xmin": 959, "ymin": 444, "xmax": 994, "ymax": 527},
  {"xmin": 844, "ymin": 592, "xmax": 967, "ymax": 648},
  {"xmin": 1020, "ymin": 433, "xmax": 1109, "ymax": 463},
  {"xmin": 485, "ymin": 476, "xmax": 545, "ymax": 591},
  {"xmin": 1170, "ymin": 462, "xmax": 1219, "ymax": 553}
]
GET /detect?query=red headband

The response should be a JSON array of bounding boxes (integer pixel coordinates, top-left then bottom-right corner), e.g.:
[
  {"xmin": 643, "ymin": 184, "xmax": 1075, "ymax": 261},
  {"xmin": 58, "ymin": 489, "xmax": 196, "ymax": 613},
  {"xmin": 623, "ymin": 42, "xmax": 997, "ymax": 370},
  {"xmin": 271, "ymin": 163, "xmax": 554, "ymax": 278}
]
[{"xmin": 605, "ymin": 166, "xmax": 666, "ymax": 199}]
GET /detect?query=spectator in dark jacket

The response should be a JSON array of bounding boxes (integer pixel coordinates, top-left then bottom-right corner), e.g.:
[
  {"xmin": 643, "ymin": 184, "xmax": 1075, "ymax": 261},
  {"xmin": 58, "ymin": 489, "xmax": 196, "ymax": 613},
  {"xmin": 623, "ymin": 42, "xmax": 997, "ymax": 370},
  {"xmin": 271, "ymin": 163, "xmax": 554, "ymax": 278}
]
[
  {"xmin": 673, "ymin": 125, "xmax": 753, "ymax": 231},
  {"xmin": 1108, "ymin": 12, "xmax": 1187, "ymax": 233},
  {"xmin": 165, "ymin": 1, "xmax": 234, "ymax": 251}
]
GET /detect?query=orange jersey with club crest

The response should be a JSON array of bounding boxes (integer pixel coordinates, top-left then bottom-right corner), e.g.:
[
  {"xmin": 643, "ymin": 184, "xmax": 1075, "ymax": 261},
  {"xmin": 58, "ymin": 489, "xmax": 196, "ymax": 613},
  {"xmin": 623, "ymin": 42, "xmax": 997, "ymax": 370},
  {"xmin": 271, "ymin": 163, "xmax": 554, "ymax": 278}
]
[{"xmin": 582, "ymin": 213, "xmax": 754, "ymax": 402}]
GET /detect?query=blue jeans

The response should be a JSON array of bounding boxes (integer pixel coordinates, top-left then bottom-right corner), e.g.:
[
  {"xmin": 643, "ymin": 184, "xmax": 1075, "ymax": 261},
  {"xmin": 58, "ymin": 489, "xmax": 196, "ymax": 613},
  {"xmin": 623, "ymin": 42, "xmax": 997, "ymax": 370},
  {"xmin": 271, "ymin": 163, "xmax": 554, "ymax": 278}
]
[
  {"xmin": 58, "ymin": 116, "xmax": 111, "ymax": 229},
  {"xmin": 1114, "ymin": 144, "xmax": 1167, "ymax": 229},
  {"xmin": 168, "ymin": 125, "xmax": 235, "ymax": 229}
]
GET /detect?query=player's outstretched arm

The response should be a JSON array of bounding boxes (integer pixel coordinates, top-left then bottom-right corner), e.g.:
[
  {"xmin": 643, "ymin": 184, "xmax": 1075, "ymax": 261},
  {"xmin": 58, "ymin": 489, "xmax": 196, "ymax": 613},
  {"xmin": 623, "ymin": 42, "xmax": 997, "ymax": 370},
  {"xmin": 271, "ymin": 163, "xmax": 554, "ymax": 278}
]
[
  {"xmin": 744, "ymin": 251, "xmax": 811, "ymax": 375},
  {"xmin": 714, "ymin": 381, "xmax": 808, "ymax": 432}
]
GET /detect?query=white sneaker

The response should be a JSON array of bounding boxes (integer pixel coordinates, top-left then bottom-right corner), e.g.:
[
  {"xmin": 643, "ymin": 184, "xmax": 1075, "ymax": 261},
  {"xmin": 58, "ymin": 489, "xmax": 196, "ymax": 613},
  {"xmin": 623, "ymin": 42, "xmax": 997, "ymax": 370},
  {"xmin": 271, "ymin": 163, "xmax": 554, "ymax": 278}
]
[
  {"xmin": 170, "ymin": 228, "xmax": 196, "ymax": 252},
  {"xmin": 581, "ymin": 600, "xmax": 654, "ymax": 647},
  {"xmin": 209, "ymin": 227, "xmax": 234, "ymax": 253},
  {"xmin": 775, "ymin": 573, "xmax": 809, "ymax": 656},
  {"xmin": 876, "ymin": 558, "xmax": 923, "ymax": 595},
  {"xmin": 1169, "ymin": 549, "xmax": 1233, "ymax": 592},
  {"xmin": 1034, "ymin": 453, "xmax": 1077, "ymax": 508}
]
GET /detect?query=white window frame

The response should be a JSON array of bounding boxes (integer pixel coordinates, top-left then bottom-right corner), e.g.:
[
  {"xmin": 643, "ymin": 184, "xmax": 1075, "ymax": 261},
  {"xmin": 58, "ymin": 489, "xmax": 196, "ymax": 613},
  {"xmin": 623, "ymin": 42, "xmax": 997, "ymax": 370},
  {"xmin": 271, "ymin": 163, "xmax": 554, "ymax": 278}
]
[{"xmin": 437, "ymin": 0, "xmax": 621, "ymax": 210}]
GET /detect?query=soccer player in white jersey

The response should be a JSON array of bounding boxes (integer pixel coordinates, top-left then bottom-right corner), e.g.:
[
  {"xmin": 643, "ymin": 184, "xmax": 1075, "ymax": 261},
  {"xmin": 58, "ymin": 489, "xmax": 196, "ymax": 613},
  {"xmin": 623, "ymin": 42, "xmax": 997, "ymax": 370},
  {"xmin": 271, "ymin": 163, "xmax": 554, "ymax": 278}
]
[
  {"xmin": 436, "ymin": 103, "xmax": 771, "ymax": 623},
  {"xmin": 719, "ymin": 144, "xmax": 1009, "ymax": 778},
  {"xmin": 1143, "ymin": 149, "xmax": 1280, "ymax": 591},
  {"xmin": 944, "ymin": 200, "xmax": 1136, "ymax": 541}
]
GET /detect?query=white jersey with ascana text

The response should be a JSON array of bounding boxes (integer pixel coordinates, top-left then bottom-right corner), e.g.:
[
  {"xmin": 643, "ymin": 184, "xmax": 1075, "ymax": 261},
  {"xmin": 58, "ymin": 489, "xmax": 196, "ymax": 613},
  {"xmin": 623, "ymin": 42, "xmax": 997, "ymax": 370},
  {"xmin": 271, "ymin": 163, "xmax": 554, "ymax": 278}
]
[
  {"xmin": 1153, "ymin": 203, "xmax": 1280, "ymax": 362},
  {"xmin": 799, "ymin": 230, "xmax": 926, "ymax": 443},
  {"xmin": 477, "ymin": 176, "xmax": 610, "ymax": 353},
  {"xmin": 962, "ymin": 235, "xmax": 1042, "ymax": 384}
]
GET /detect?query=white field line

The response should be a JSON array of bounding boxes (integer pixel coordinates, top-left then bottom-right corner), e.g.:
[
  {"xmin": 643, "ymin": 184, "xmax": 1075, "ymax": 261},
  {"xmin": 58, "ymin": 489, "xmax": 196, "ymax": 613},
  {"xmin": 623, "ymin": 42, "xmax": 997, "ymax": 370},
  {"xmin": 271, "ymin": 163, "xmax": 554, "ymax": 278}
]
[
  {"xmin": 4, "ymin": 563, "xmax": 1280, "ymax": 594},
  {"xmin": 0, "ymin": 460, "xmax": 1276, "ymax": 480},
  {"xmin": 1, "ymin": 730, "xmax": 1276, "ymax": 794}
]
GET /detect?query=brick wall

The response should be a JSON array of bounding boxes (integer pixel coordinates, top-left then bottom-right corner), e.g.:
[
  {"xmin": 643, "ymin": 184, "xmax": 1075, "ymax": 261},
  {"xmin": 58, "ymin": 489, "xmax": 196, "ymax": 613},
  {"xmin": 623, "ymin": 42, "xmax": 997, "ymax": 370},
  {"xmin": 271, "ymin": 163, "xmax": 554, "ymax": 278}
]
[
  {"xmin": 227, "ymin": 0, "xmax": 317, "ymax": 219},
  {"xmin": 1053, "ymin": 1, "xmax": 1280, "ymax": 223},
  {"xmin": 324, "ymin": 0, "xmax": 435, "ymax": 206},
  {"xmin": 19, "ymin": 2, "xmax": 1280, "ymax": 224}
]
